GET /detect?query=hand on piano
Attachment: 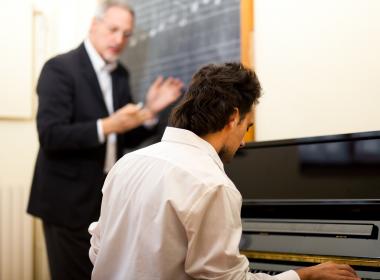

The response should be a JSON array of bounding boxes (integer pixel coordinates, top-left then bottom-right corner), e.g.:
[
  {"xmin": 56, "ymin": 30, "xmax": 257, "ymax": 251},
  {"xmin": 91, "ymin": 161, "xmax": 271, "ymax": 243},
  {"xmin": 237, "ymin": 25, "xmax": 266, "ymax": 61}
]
[{"xmin": 296, "ymin": 261, "xmax": 361, "ymax": 280}]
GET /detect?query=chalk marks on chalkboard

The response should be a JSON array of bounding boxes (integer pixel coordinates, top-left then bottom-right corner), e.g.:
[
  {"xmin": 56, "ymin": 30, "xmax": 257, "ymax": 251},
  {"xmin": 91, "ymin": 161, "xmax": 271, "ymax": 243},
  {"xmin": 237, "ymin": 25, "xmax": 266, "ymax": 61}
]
[
  {"xmin": 122, "ymin": 0, "xmax": 240, "ymax": 101},
  {"xmin": 129, "ymin": 39, "xmax": 240, "ymax": 101},
  {"xmin": 128, "ymin": 0, "xmax": 239, "ymax": 48}
]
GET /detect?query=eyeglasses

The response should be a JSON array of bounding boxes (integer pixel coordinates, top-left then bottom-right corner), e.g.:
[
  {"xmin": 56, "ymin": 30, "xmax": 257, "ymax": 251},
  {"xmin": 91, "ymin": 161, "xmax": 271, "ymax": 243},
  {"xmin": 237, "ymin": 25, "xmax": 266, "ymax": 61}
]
[{"xmin": 99, "ymin": 19, "xmax": 133, "ymax": 39}]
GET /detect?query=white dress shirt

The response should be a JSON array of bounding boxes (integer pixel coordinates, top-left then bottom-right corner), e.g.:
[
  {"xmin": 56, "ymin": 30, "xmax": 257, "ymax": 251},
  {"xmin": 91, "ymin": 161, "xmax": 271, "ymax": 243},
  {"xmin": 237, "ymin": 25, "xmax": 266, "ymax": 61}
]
[
  {"xmin": 89, "ymin": 127, "xmax": 300, "ymax": 280},
  {"xmin": 84, "ymin": 38, "xmax": 117, "ymax": 173}
]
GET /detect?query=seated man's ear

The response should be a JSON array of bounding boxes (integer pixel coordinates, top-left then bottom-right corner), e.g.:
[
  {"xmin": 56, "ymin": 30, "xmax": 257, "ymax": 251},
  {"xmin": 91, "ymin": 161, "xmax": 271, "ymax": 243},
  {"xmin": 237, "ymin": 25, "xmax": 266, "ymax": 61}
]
[{"xmin": 228, "ymin": 108, "xmax": 240, "ymax": 128}]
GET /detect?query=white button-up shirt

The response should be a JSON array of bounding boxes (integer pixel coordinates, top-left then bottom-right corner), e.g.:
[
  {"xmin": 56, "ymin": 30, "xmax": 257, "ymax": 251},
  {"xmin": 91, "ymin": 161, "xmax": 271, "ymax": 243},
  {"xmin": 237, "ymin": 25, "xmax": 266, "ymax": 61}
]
[
  {"xmin": 84, "ymin": 38, "xmax": 117, "ymax": 173},
  {"xmin": 89, "ymin": 127, "xmax": 300, "ymax": 280}
]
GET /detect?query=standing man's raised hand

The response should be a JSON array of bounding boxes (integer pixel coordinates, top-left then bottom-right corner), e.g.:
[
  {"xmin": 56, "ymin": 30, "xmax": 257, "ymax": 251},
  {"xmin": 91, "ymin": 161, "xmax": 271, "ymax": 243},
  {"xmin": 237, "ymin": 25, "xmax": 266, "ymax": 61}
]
[{"xmin": 145, "ymin": 75, "xmax": 183, "ymax": 115}]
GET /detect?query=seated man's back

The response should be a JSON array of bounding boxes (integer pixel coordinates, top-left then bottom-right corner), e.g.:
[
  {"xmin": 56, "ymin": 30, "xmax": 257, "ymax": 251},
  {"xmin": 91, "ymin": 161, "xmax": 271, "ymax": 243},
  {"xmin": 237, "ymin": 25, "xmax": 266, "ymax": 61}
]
[{"xmin": 89, "ymin": 127, "xmax": 250, "ymax": 279}]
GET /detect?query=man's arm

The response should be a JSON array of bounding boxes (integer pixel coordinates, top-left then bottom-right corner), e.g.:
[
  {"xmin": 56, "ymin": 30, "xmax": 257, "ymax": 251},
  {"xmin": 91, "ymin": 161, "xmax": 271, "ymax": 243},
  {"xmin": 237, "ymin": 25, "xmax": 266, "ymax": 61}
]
[
  {"xmin": 183, "ymin": 185, "xmax": 297, "ymax": 280},
  {"xmin": 37, "ymin": 58, "xmax": 152, "ymax": 151},
  {"xmin": 88, "ymin": 221, "xmax": 100, "ymax": 264},
  {"xmin": 182, "ymin": 185, "xmax": 360, "ymax": 280},
  {"xmin": 296, "ymin": 262, "xmax": 360, "ymax": 280},
  {"xmin": 116, "ymin": 75, "xmax": 183, "ymax": 149},
  {"xmin": 37, "ymin": 58, "xmax": 101, "ymax": 151},
  {"xmin": 101, "ymin": 103, "xmax": 153, "ymax": 135}
]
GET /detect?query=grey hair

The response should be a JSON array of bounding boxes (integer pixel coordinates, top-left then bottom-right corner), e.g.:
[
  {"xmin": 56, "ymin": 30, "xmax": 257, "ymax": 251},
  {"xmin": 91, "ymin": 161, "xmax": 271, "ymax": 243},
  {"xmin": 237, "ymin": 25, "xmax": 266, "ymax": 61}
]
[{"xmin": 95, "ymin": 0, "xmax": 135, "ymax": 19}]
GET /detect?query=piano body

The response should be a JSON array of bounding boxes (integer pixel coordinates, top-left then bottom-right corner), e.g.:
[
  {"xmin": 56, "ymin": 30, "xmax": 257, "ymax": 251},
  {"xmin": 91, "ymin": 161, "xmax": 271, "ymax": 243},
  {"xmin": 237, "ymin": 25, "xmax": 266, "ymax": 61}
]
[{"xmin": 225, "ymin": 130, "xmax": 380, "ymax": 279}]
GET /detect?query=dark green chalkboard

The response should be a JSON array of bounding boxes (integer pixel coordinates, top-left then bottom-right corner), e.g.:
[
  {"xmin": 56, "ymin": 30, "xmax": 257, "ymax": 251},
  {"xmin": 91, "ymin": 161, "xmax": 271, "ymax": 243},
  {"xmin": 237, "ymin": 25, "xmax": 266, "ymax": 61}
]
[{"xmin": 121, "ymin": 0, "xmax": 240, "ymax": 102}]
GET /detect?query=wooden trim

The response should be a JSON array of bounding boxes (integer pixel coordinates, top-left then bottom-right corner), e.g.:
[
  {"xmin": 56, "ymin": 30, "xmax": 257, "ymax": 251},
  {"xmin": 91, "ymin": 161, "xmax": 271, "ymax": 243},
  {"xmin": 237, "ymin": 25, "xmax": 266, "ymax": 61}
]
[
  {"xmin": 241, "ymin": 0, "xmax": 255, "ymax": 142},
  {"xmin": 241, "ymin": 0, "xmax": 253, "ymax": 68},
  {"xmin": 241, "ymin": 250, "xmax": 380, "ymax": 268},
  {"xmin": 0, "ymin": 116, "xmax": 34, "ymax": 122}
]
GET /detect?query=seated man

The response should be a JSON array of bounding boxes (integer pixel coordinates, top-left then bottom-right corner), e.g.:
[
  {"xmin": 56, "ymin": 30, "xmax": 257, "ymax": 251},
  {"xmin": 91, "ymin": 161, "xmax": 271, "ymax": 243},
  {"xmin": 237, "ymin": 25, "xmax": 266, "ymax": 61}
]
[{"xmin": 89, "ymin": 62, "xmax": 360, "ymax": 280}]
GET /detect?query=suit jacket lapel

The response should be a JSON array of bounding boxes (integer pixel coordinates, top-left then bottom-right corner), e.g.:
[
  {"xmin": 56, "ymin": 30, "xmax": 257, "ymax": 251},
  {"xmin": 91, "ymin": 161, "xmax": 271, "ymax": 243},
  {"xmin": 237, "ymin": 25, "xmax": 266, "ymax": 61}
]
[
  {"xmin": 77, "ymin": 43, "xmax": 109, "ymax": 114},
  {"xmin": 111, "ymin": 68, "xmax": 122, "ymax": 111}
]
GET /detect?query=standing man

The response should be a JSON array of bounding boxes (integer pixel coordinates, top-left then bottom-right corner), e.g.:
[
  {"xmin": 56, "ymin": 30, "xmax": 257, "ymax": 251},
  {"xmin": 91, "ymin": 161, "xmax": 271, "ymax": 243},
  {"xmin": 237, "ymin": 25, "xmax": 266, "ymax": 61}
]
[
  {"xmin": 27, "ymin": 1, "xmax": 183, "ymax": 279},
  {"xmin": 89, "ymin": 62, "xmax": 360, "ymax": 280}
]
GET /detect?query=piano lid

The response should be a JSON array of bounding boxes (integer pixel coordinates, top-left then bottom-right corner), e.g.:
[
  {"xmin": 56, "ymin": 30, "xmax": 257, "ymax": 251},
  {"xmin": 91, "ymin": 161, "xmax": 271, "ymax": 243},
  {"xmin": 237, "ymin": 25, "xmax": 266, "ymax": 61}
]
[{"xmin": 225, "ymin": 130, "xmax": 380, "ymax": 201}]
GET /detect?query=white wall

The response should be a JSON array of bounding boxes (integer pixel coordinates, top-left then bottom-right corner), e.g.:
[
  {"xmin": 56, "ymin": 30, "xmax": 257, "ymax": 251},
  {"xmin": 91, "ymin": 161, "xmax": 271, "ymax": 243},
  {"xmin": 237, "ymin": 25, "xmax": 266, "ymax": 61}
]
[
  {"xmin": 254, "ymin": 0, "xmax": 380, "ymax": 141},
  {"xmin": 0, "ymin": 0, "xmax": 33, "ymax": 118},
  {"xmin": 34, "ymin": 0, "xmax": 97, "ymax": 57},
  {"xmin": 0, "ymin": 0, "xmax": 96, "ymax": 278}
]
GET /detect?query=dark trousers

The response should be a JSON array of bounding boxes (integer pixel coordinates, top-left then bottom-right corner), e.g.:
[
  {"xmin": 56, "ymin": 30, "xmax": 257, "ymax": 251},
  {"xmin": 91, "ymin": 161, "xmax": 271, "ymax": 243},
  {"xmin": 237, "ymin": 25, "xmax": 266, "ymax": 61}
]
[{"xmin": 43, "ymin": 222, "xmax": 93, "ymax": 280}]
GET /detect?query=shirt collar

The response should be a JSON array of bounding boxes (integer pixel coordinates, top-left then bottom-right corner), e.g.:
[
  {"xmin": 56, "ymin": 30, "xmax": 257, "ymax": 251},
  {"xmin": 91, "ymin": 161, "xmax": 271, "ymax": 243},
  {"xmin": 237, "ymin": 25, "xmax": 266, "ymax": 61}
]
[
  {"xmin": 161, "ymin": 127, "xmax": 224, "ymax": 171},
  {"xmin": 84, "ymin": 38, "xmax": 117, "ymax": 73}
]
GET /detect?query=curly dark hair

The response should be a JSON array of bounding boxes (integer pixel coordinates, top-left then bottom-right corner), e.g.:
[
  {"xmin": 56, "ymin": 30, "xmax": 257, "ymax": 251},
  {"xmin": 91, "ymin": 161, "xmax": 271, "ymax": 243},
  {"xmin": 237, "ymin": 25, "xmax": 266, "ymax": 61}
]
[{"xmin": 169, "ymin": 62, "xmax": 262, "ymax": 136}]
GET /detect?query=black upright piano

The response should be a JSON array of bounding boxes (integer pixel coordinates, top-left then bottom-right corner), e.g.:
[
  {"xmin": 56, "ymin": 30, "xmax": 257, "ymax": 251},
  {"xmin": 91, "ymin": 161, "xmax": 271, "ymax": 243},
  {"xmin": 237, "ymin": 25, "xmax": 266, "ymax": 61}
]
[{"xmin": 225, "ymin": 130, "xmax": 380, "ymax": 279}]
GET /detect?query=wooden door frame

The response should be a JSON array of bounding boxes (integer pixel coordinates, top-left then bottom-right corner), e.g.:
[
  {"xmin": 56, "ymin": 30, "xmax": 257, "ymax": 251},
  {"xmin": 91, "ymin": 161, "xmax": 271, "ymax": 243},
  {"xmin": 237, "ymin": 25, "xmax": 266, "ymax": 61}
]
[{"xmin": 241, "ymin": 0, "xmax": 255, "ymax": 141}]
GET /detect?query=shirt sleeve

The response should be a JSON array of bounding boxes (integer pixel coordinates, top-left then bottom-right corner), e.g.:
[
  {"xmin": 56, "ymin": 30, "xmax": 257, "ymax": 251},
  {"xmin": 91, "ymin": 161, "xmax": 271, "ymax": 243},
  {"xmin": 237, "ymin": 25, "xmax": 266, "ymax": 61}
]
[
  {"xmin": 143, "ymin": 116, "xmax": 159, "ymax": 128},
  {"xmin": 96, "ymin": 119, "xmax": 105, "ymax": 143},
  {"xmin": 88, "ymin": 221, "xmax": 101, "ymax": 264},
  {"xmin": 183, "ymin": 185, "xmax": 300, "ymax": 280},
  {"xmin": 274, "ymin": 270, "xmax": 300, "ymax": 280}
]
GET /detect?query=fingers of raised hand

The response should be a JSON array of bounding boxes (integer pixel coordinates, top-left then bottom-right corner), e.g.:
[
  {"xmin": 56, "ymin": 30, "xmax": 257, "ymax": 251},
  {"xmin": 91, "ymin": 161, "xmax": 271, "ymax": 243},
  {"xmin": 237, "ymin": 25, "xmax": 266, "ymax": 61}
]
[{"xmin": 151, "ymin": 75, "xmax": 163, "ymax": 87}]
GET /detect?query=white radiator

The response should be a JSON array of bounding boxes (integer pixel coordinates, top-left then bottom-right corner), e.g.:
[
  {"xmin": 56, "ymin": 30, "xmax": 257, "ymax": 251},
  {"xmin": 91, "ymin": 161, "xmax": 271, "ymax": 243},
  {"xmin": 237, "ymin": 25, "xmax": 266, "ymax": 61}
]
[{"xmin": 0, "ymin": 185, "xmax": 34, "ymax": 280}]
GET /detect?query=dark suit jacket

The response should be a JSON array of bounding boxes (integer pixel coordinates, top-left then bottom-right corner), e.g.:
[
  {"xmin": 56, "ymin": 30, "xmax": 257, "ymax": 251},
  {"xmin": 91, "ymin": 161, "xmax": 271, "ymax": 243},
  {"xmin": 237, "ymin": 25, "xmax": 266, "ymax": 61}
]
[{"xmin": 27, "ymin": 43, "xmax": 155, "ymax": 228}]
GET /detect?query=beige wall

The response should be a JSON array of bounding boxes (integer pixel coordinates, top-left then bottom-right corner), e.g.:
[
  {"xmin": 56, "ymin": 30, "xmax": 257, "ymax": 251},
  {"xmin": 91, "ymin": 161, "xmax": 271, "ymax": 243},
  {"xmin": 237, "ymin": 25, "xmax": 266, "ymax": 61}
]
[
  {"xmin": 254, "ymin": 0, "xmax": 380, "ymax": 141},
  {"xmin": 0, "ymin": 0, "xmax": 96, "ymax": 279},
  {"xmin": 0, "ymin": 1, "xmax": 33, "ymax": 118},
  {"xmin": 0, "ymin": 0, "xmax": 36, "ymax": 278}
]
